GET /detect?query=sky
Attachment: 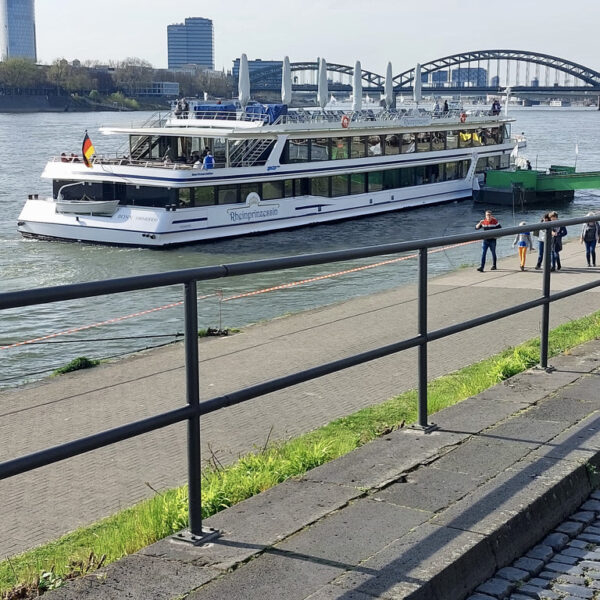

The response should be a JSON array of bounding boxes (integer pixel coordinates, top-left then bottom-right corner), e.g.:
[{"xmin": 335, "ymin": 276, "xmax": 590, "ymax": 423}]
[{"xmin": 35, "ymin": 0, "xmax": 600, "ymax": 75}]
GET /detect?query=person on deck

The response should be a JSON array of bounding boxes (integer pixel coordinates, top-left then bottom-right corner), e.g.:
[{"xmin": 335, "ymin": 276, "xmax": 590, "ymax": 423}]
[
  {"xmin": 202, "ymin": 151, "xmax": 214, "ymax": 170},
  {"xmin": 475, "ymin": 210, "xmax": 502, "ymax": 272}
]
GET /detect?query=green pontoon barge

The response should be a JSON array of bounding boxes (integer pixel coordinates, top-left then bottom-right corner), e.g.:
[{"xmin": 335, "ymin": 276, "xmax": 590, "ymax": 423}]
[{"xmin": 474, "ymin": 165, "xmax": 600, "ymax": 206}]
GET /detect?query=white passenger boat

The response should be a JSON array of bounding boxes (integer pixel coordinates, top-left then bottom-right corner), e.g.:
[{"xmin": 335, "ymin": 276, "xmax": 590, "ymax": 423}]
[{"xmin": 17, "ymin": 57, "xmax": 515, "ymax": 248}]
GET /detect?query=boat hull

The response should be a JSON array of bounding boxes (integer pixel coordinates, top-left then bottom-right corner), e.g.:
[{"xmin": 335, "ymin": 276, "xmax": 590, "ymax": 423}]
[
  {"xmin": 473, "ymin": 186, "xmax": 574, "ymax": 206},
  {"xmin": 18, "ymin": 181, "xmax": 474, "ymax": 248}
]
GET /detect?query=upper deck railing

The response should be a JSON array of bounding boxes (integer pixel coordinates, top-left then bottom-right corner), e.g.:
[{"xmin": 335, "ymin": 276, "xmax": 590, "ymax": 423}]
[{"xmin": 1, "ymin": 216, "xmax": 598, "ymax": 544}]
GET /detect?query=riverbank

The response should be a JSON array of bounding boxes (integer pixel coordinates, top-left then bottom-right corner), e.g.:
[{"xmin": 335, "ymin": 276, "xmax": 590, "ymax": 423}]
[{"xmin": 0, "ymin": 94, "xmax": 169, "ymax": 113}]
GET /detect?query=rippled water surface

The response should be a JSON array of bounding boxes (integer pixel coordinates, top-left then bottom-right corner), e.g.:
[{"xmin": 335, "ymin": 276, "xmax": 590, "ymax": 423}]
[{"xmin": 1, "ymin": 107, "xmax": 599, "ymax": 388}]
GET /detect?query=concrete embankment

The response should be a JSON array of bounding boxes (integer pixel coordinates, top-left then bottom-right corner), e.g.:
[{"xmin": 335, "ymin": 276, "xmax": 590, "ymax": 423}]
[{"xmin": 1, "ymin": 242, "xmax": 600, "ymax": 598}]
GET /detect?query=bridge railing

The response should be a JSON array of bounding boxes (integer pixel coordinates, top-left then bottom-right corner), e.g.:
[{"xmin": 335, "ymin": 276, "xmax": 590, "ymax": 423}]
[{"xmin": 1, "ymin": 215, "xmax": 598, "ymax": 543}]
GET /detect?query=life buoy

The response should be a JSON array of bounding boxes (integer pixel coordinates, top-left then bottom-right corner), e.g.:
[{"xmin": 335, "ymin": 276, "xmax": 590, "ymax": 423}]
[
  {"xmin": 460, "ymin": 112, "xmax": 467, "ymax": 123},
  {"xmin": 341, "ymin": 114, "xmax": 350, "ymax": 128}
]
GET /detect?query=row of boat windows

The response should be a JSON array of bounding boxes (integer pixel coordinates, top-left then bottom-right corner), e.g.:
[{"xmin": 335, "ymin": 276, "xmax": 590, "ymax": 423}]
[
  {"xmin": 54, "ymin": 159, "xmax": 476, "ymax": 208},
  {"xmin": 283, "ymin": 127, "xmax": 506, "ymax": 163}
]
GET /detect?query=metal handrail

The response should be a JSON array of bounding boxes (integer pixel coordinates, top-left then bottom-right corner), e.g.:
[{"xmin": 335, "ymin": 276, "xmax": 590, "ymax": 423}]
[{"xmin": 1, "ymin": 214, "xmax": 598, "ymax": 542}]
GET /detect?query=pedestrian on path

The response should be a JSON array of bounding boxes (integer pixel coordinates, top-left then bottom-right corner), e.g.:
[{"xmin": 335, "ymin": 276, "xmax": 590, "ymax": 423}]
[
  {"xmin": 475, "ymin": 209, "xmax": 502, "ymax": 272},
  {"xmin": 512, "ymin": 222, "xmax": 533, "ymax": 271},
  {"xmin": 580, "ymin": 212, "xmax": 600, "ymax": 267},
  {"xmin": 549, "ymin": 211, "xmax": 567, "ymax": 271},
  {"xmin": 534, "ymin": 213, "xmax": 551, "ymax": 270}
]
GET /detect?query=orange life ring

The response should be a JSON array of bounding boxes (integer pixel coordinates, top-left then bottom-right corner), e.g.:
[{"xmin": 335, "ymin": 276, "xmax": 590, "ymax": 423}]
[
  {"xmin": 460, "ymin": 112, "xmax": 467, "ymax": 123},
  {"xmin": 341, "ymin": 114, "xmax": 350, "ymax": 128}
]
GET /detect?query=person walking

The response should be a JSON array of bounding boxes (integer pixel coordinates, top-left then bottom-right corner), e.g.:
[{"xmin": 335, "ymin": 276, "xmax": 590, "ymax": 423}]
[
  {"xmin": 512, "ymin": 222, "xmax": 533, "ymax": 271},
  {"xmin": 580, "ymin": 212, "xmax": 600, "ymax": 267},
  {"xmin": 534, "ymin": 213, "xmax": 551, "ymax": 270},
  {"xmin": 475, "ymin": 209, "xmax": 502, "ymax": 272},
  {"xmin": 549, "ymin": 211, "xmax": 567, "ymax": 271}
]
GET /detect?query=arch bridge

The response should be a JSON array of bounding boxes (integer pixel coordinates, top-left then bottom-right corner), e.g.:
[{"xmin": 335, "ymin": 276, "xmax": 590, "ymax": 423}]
[{"xmin": 249, "ymin": 50, "xmax": 600, "ymax": 99}]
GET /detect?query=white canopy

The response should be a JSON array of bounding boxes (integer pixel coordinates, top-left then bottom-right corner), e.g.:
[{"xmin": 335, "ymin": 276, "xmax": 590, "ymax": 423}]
[
  {"xmin": 413, "ymin": 63, "xmax": 422, "ymax": 103},
  {"xmin": 352, "ymin": 61, "xmax": 362, "ymax": 112},
  {"xmin": 238, "ymin": 53, "xmax": 250, "ymax": 109},
  {"xmin": 317, "ymin": 58, "xmax": 328, "ymax": 110},
  {"xmin": 281, "ymin": 56, "xmax": 292, "ymax": 105},
  {"xmin": 384, "ymin": 61, "xmax": 393, "ymax": 109}
]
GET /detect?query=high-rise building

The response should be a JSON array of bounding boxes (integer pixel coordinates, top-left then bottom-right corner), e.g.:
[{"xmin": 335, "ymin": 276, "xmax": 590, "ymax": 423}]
[
  {"xmin": 0, "ymin": 0, "xmax": 37, "ymax": 61},
  {"xmin": 167, "ymin": 17, "xmax": 214, "ymax": 70}
]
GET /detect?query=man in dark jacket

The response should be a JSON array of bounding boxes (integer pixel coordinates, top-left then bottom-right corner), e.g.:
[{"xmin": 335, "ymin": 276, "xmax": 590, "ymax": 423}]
[{"xmin": 475, "ymin": 210, "xmax": 502, "ymax": 272}]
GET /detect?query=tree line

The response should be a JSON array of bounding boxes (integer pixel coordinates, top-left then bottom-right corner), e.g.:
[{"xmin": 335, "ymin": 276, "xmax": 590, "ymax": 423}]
[{"xmin": 0, "ymin": 57, "xmax": 233, "ymax": 99}]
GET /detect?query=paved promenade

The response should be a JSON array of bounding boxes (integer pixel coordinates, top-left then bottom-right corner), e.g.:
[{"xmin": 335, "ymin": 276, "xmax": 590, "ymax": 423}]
[{"xmin": 1, "ymin": 242, "xmax": 599, "ymax": 566}]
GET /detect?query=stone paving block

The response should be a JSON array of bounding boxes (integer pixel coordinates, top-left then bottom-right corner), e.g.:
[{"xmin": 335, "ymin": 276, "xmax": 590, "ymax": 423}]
[
  {"xmin": 525, "ymin": 395, "xmax": 600, "ymax": 424},
  {"xmin": 551, "ymin": 553, "xmax": 579, "ymax": 565},
  {"xmin": 496, "ymin": 566, "xmax": 530, "ymax": 583},
  {"xmin": 569, "ymin": 539, "xmax": 591, "ymax": 549},
  {"xmin": 467, "ymin": 595, "xmax": 498, "ymax": 600},
  {"xmin": 302, "ymin": 428, "xmax": 466, "ymax": 489},
  {"xmin": 542, "ymin": 533, "xmax": 570, "ymax": 551},
  {"xmin": 304, "ymin": 584, "xmax": 378, "ymax": 599},
  {"xmin": 581, "ymin": 499, "xmax": 600, "ymax": 512},
  {"xmin": 48, "ymin": 554, "xmax": 219, "ymax": 600},
  {"xmin": 591, "ymin": 490, "xmax": 600, "ymax": 501},
  {"xmin": 333, "ymin": 523, "xmax": 493, "ymax": 600},
  {"xmin": 578, "ymin": 533, "xmax": 600, "ymax": 544},
  {"xmin": 555, "ymin": 520, "xmax": 585, "ymax": 537},
  {"xmin": 543, "ymin": 562, "xmax": 584, "ymax": 575},
  {"xmin": 557, "ymin": 374, "xmax": 600, "ymax": 402},
  {"xmin": 527, "ymin": 545, "xmax": 555, "ymax": 562},
  {"xmin": 512, "ymin": 557, "xmax": 544, "ymax": 576},
  {"xmin": 552, "ymin": 583, "xmax": 594, "ymax": 598},
  {"xmin": 276, "ymin": 498, "xmax": 430, "ymax": 567},
  {"xmin": 475, "ymin": 577, "xmax": 514, "ymax": 598},
  {"xmin": 570, "ymin": 511, "xmax": 596, "ymax": 524},
  {"xmin": 145, "ymin": 478, "xmax": 362, "ymax": 570},
  {"xmin": 514, "ymin": 583, "xmax": 553, "ymax": 598},
  {"xmin": 372, "ymin": 465, "xmax": 481, "ymax": 513}
]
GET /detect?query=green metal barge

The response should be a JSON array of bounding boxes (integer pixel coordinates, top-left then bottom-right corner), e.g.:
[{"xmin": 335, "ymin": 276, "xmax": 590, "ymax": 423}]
[{"xmin": 474, "ymin": 165, "xmax": 600, "ymax": 206}]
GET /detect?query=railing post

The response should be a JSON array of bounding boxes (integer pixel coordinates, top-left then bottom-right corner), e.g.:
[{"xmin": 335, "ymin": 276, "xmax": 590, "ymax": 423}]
[
  {"xmin": 540, "ymin": 228, "xmax": 553, "ymax": 370},
  {"xmin": 174, "ymin": 280, "xmax": 219, "ymax": 545},
  {"xmin": 413, "ymin": 248, "xmax": 436, "ymax": 432}
]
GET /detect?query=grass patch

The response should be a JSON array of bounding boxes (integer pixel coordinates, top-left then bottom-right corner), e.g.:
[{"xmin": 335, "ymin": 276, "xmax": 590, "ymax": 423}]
[
  {"xmin": 2, "ymin": 311, "xmax": 600, "ymax": 597},
  {"xmin": 51, "ymin": 357, "xmax": 100, "ymax": 376}
]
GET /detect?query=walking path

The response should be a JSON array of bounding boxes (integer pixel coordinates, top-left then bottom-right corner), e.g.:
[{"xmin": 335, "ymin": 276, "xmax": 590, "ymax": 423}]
[{"xmin": 1, "ymin": 242, "xmax": 599, "ymax": 566}]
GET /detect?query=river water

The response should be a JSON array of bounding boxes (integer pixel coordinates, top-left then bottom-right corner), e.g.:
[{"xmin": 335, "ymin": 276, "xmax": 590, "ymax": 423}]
[{"xmin": 1, "ymin": 107, "xmax": 600, "ymax": 389}]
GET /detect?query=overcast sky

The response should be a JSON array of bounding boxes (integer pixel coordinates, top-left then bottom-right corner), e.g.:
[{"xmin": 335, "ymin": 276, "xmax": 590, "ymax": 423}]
[{"xmin": 35, "ymin": 0, "xmax": 600, "ymax": 74}]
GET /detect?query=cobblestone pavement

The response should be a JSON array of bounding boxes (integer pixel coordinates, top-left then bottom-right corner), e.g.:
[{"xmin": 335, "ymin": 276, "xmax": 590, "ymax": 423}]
[{"xmin": 469, "ymin": 491, "xmax": 600, "ymax": 600}]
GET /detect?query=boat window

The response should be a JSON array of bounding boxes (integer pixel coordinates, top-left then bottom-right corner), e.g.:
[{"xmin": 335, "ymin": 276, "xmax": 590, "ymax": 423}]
[
  {"xmin": 128, "ymin": 185, "xmax": 176, "ymax": 207},
  {"xmin": 445, "ymin": 162, "xmax": 458, "ymax": 180},
  {"xmin": 331, "ymin": 137, "xmax": 350, "ymax": 160},
  {"xmin": 400, "ymin": 167, "xmax": 415, "ymax": 187},
  {"xmin": 217, "ymin": 185, "xmax": 240, "ymax": 205},
  {"xmin": 178, "ymin": 188, "xmax": 194, "ymax": 207},
  {"xmin": 475, "ymin": 157, "xmax": 488, "ymax": 174},
  {"xmin": 351, "ymin": 137, "xmax": 367, "ymax": 159},
  {"xmin": 350, "ymin": 173, "xmax": 366, "ymax": 194},
  {"xmin": 240, "ymin": 183, "xmax": 261, "ymax": 203},
  {"xmin": 446, "ymin": 131, "xmax": 458, "ymax": 150},
  {"xmin": 368, "ymin": 136, "xmax": 383, "ymax": 157},
  {"xmin": 415, "ymin": 166, "xmax": 427, "ymax": 185},
  {"xmin": 263, "ymin": 181, "xmax": 284, "ymax": 200},
  {"xmin": 384, "ymin": 135, "xmax": 400, "ymax": 155},
  {"xmin": 213, "ymin": 139, "xmax": 226, "ymax": 167},
  {"xmin": 401, "ymin": 134, "xmax": 415, "ymax": 154},
  {"xmin": 383, "ymin": 169, "xmax": 400, "ymax": 190},
  {"xmin": 435, "ymin": 163, "xmax": 445, "ymax": 182},
  {"xmin": 194, "ymin": 186, "xmax": 215, "ymax": 206},
  {"xmin": 501, "ymin": 125, "xmax": 508, "ymax": 143},
  {"xmin": 500, "ymin": 154, "xmax": 510, "ymax": 168},
  {"xmin": 311, "ymin": 138, "xmax": 330, "ymax": 161},
  {"xmin": 331, "ymin": 174, "xmax": 349, "ymax": 197},
  {"xmin": 287, "ymin": 139, "xmax": 309, "ymax": 163},
  {"xmin": 427, "ymin": 164, "xmax": 440, "ymax": 182},
  {"xmin": 294, "ymin": 179, "xmax": 308, "ymax": 196},
  {"xmin": 459, "ymin": 131, "xmax": 473, "ymax": 148},
  {"xmin": 285, "ymin": 180, "xmax": 294, "ymax": 197},
  {"xmin": 311, "ymin": 176, "xmax": 330, "ymax": 197},
  {"xmin": 488, "ymin": 156, "xmax": 500, "ymax": 170},
  {"xmin": 367, "ymin": 171, "xmax": 383, "ymax": 192},
  {"xmin": 432, "ymin": 132, "xmax": 445, "ymax": 151},
  {"xmin": 416, "ymin": 132, "xmax": 431, "ymax": 152}
]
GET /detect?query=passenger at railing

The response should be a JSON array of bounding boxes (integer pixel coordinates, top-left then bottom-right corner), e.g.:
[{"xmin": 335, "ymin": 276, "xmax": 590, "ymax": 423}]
[
  {"xmin": 202, "ymin": 151, "xmax": 214, "ymax": 170},
  {"xmin": 70, "ymin": 153, "xmax": 80, "ymax": 163},
  {"xmin": 443, "ymin": 100, "xmax": 449, "ymax": 114},
  {"xmin": 182, "ymin": 99, "xmax": 189, "ymax": 119},
  {"xmin": 189, "ymin": 151, "xmax": 200, "ymax": 165},
  {"xmin": 491, "ymin": 99, "xmax": 501, "ymax": 116},
  {"xmin": 200, "ymin": 147, "xmax": 210, "ymax": 161},
  {"xmin": 60, "ymin": 152, "xmax": 69, "ymax": 162},
  {"xmin": 174, "ymin": 99, "xmax": 183, "ymax": 119}
]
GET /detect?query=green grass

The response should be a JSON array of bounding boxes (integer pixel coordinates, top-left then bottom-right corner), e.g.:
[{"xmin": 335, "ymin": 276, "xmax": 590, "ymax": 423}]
[{"xmin": 2, "ymin": 311, "xmax": 600, "ymax": 598}]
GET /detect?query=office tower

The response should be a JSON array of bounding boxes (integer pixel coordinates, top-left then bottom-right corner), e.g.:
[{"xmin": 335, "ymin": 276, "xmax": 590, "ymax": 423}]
[
  {"xmin": 167, "ymin": 17, "xmax": 214, "ymax": 70},
  {"xmin": 0, "ymin": 0, "xmax": 37, "ymax": 61}
]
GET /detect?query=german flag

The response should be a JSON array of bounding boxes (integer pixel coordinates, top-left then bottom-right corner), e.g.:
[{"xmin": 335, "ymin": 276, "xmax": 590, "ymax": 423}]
[{"xmin": 82, "ymin": 131, "xmax": 96, "ymax": 168}]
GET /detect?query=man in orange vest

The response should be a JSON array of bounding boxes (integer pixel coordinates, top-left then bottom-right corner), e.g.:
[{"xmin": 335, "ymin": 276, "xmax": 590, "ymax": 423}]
[{"xmin": 475, "ymin": 210, "xmax": 502, "ymax": 272}]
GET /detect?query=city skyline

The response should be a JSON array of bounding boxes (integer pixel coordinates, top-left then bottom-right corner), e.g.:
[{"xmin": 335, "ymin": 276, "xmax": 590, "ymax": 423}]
[{"xmin": 33, "ymin": 0, "xmax": 600, "ymax": 74}]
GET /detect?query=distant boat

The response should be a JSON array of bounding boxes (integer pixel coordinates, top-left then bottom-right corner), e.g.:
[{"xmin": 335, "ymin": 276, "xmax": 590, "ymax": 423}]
[{"xmin": 549, "ymin": 99, "xmax": 571, "ymax": 107}]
